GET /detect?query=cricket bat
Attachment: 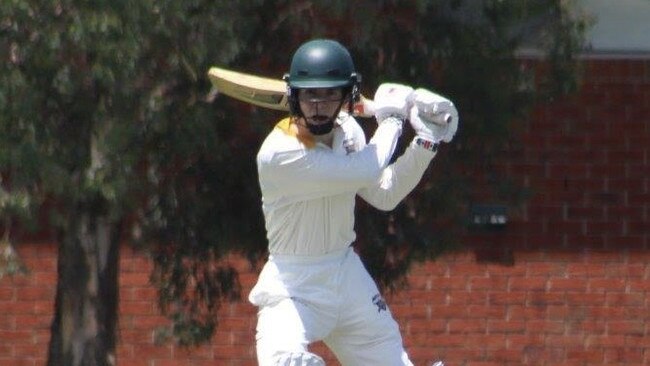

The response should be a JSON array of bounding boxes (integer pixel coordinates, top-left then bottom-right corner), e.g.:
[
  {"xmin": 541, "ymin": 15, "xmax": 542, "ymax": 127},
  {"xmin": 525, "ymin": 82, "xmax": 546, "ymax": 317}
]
[{"xmin": 207, "ymin": 66, "xmax": 450, "ymax": 125}]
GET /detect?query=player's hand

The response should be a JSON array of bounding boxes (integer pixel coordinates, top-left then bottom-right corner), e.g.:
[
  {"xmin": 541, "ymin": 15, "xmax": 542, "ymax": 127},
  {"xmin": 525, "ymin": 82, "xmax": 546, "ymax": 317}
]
[
  {"xmin": 373, "ymin": 83, "xmax": 414, "ymax": 122},
  {"xmin": 409, "ymin": 88, "xmax": 458, "ymax": 143}
]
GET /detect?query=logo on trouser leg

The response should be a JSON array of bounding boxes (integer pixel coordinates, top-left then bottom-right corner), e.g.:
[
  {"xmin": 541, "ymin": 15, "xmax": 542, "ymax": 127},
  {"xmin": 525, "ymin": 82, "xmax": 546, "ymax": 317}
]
[{"xmin": 372, "ymin": 294, "xmax": 387, "ymax": 313}]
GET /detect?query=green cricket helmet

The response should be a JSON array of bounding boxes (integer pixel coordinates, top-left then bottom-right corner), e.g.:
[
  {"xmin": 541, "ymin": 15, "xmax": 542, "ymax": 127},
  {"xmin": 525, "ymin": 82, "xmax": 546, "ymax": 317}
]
[
  {"xmin": 285, "ymin": 39, "xmax": 360, "ymax": 89},
  {"xmin": 284, "ymin": 39, "xmax": 361, "ymax": 121}
]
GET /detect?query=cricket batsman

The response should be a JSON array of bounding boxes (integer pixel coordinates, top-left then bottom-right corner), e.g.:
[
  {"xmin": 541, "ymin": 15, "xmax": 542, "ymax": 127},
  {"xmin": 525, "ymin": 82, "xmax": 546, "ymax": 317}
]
[{"xmin": 249, "ymin": 39, "xmax": 458, "ymax": 366}]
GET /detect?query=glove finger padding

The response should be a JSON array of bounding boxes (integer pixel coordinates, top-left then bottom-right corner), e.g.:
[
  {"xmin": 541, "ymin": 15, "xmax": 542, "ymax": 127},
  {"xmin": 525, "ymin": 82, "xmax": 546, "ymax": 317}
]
[
  {"xmin": 373, "ymin": 83, "xmax": 414, "ymax": 122},
  {"xmin": 411, "ymin": 88, "xmax": 459, "ymax": 143}
]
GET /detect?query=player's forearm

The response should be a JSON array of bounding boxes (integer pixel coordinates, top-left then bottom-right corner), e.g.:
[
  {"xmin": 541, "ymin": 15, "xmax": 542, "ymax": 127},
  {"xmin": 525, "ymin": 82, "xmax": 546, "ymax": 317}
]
[{"xmin": 358, "ymin": 139, "xmax": 435, "ymax": 211}]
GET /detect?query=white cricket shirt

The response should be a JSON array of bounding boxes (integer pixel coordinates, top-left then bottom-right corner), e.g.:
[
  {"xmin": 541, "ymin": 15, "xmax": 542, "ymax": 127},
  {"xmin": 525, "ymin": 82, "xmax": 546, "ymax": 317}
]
[{"xmin": 256, "ymin": 113, "xmax": 436, "ymax": 256}]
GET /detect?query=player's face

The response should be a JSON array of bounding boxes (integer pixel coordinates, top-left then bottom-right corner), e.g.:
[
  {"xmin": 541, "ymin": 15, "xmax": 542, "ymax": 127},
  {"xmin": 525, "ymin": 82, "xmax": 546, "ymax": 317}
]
[{"xmin": 298, "ymin": 88, "xmax": 344, "ymax": 125}]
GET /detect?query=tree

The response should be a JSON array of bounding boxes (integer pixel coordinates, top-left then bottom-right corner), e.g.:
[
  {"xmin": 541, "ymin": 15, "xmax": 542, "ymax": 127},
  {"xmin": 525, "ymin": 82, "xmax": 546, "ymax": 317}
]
[
  {"xmin": 1, "ymin": 0, "xmax": 264, "ymax": 363},
  {"xmin": 0, "ymin": 0, "xmax": 588, "ymax": 362}
]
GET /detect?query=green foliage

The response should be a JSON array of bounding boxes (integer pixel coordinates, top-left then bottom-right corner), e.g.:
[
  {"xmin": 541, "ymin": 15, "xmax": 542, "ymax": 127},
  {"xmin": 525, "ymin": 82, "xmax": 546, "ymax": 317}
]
[
  {"xmin": 0, "ymin": 238, "xmax": 29, "ymax": 278},
  {"xmin": 0, "ymin": 0, "xmax": 587, "ymax": 348},
  {"xmin": 152, "ymin": 259, "xmax": 240, "ymax": 346}
]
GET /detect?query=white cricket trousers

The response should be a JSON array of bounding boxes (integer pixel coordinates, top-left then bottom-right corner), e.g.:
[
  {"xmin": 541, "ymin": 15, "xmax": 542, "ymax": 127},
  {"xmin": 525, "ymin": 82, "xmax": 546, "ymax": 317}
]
[{"xmin": 249, "ymin": 246, "xmax": 413, "ymax": 366}]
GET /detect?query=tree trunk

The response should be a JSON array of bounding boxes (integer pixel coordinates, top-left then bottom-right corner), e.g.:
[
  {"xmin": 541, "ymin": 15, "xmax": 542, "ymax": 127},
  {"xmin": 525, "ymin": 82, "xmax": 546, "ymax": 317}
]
[{"xmin": 47, "ymin": 207, "xmax": 121, "ymax": 366}]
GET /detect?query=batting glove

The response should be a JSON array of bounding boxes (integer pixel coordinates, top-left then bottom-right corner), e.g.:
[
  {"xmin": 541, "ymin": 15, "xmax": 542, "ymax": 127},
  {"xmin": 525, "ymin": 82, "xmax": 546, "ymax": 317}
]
[
  {"xmin": 409, "ymin": 88, "xmax": 458, "ymax": 143},
  {"xmin": 373, "ymin": 83, "xmax": 414, "ymax": 122}
]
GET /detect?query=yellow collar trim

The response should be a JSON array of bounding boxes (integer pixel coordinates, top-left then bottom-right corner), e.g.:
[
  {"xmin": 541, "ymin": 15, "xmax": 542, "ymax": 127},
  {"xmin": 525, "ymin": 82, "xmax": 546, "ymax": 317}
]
[{"xmin": 275, "ymin": 117, "xmax": 315, "ymax": 148}]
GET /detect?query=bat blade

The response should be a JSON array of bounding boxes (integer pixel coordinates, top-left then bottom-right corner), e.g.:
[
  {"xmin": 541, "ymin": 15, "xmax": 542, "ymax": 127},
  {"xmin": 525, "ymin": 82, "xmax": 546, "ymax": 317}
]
[{"xmin": 208, "ymin": 67, "xmax": 290, "ymax": 111}]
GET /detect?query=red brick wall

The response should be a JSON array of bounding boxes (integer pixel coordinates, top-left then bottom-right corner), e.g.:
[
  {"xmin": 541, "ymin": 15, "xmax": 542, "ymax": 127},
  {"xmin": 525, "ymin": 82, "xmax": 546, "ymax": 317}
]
[{"xmin": 1, "ymin": 59, "xmax": 649, "ymax": 366}]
